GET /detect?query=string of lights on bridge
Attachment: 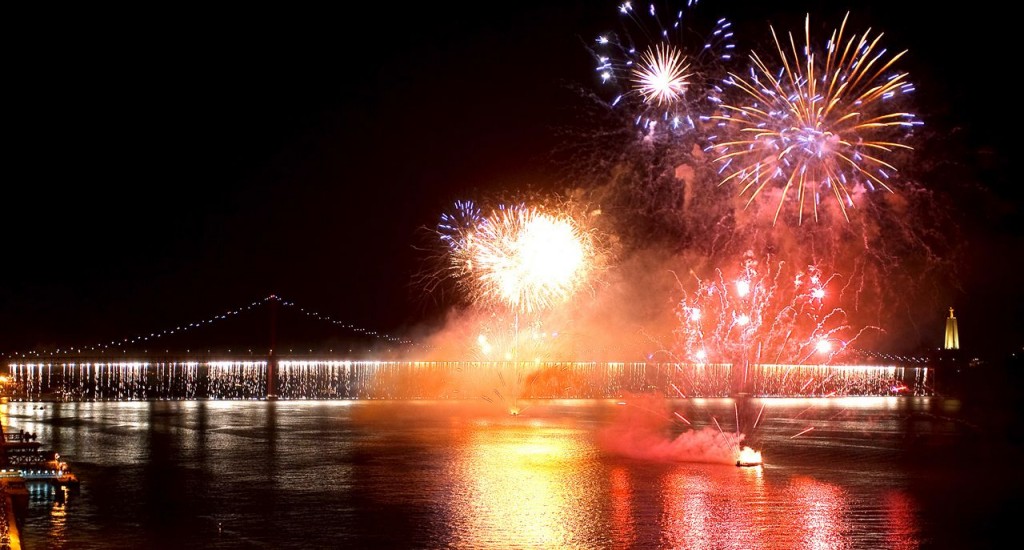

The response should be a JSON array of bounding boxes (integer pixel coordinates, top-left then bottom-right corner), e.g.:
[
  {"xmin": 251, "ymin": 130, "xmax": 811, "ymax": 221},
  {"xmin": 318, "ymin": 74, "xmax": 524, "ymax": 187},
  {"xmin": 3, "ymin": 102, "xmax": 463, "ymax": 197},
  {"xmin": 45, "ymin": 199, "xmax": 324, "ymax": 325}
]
[
  {"xmin": 1, "ymin": 295, "xmax": 936, "ymax": 364},
  {"xmin": 844, "ymin": 349, "xmax": 931, "ymax": 364},
  {"xmin": 3, "ymin": 294, "xmax": 417, "ymax": 359}
]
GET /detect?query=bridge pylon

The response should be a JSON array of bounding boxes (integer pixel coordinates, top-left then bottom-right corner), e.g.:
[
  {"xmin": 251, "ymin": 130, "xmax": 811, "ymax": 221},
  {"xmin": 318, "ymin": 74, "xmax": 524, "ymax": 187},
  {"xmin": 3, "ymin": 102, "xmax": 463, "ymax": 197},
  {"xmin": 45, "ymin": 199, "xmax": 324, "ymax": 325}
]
[{"xmin": 267, "ymin": 295, "xmax": 278, "ymax": 400}]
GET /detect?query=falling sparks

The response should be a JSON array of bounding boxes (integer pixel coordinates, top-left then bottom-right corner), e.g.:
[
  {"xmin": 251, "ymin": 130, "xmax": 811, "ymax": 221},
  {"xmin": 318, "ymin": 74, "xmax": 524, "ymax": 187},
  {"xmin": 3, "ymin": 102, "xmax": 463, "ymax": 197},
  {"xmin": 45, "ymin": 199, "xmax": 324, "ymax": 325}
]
[{"xmin": 671, "ymin": 252, "xmax": 878, "ymax": 367}]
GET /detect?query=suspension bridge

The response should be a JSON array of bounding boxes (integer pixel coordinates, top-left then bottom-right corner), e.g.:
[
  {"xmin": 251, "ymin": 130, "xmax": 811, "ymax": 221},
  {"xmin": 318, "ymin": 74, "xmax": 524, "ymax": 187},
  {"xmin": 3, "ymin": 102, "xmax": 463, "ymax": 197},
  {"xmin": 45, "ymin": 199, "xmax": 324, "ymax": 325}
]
[{"xmin": 0, "ymin": 295, "xmax": 941, "ymax": 401}]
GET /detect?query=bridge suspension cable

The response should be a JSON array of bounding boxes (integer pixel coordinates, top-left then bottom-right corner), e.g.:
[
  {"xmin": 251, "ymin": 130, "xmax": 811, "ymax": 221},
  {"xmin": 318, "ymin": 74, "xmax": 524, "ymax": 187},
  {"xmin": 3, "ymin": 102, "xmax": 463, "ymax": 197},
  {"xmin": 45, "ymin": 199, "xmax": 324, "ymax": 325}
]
[{"xmin": 3, "ymin": 294, "xmax": 416, "ymax": 359}]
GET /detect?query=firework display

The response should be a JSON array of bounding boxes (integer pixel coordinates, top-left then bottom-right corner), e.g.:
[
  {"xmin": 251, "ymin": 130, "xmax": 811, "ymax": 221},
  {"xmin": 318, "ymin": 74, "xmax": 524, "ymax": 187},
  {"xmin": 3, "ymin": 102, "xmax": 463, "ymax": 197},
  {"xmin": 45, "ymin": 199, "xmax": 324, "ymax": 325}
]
[
  {"xmin": 448, "ymin": 202, "xmax": 596, "ymax": 315},
  {"xmin": 670, "ymin": 252, "xmax": 879, "ymax": 367},
  {"xmin": 437, "ymin": 199, "xmax": 482, "ymax": 252},
  {"xmin": 415, "ymin": 1, "xmax": 950, "ymax": 411},
  {"xmin": 591, "ymin": 0, "xmax": 734, "ymax": 140},
  {"xmin": 709, "ymin": 12, "xmax": 920, "ymax": 224}
]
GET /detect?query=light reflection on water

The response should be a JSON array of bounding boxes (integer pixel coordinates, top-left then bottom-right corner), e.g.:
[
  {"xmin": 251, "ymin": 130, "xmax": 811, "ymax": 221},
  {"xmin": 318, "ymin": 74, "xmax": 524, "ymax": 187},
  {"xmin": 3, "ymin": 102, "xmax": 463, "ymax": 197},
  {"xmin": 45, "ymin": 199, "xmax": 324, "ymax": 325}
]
[
  {"xmin": 2, "ymin": 396, "xmax": 1017, "ymax": 549},
  {"xmin": 447, "ymin": 423, "xmax": 597, "ymax": 548}
]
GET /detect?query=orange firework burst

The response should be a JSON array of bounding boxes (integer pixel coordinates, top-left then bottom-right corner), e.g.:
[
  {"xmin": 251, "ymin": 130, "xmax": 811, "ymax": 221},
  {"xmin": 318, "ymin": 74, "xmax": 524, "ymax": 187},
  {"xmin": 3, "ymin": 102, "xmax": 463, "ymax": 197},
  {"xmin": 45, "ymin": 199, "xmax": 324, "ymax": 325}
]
[
  {"xmin": 453, "ymin": 203, "xmax": 596, "ymax": 314},
  {"xmin": 710, "ymin": 12, "xmax": 920, "ymax": 224}
]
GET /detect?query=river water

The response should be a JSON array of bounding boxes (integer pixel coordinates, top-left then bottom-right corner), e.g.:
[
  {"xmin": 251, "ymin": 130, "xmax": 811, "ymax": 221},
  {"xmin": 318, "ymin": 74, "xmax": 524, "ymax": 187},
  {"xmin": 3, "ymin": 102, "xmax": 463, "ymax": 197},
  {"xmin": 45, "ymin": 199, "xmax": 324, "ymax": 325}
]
[{"xmin": 5, "ymin": 389, "xmax": 1022, "ymax": 549}]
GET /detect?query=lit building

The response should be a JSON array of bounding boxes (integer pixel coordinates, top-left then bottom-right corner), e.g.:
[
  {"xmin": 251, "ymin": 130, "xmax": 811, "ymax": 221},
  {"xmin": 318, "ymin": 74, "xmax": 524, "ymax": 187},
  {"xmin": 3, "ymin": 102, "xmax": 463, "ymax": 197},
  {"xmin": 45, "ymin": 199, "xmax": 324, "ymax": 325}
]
[{"xmin": 944, "ymin": 307, "xmax": 959, "ymax": 350}]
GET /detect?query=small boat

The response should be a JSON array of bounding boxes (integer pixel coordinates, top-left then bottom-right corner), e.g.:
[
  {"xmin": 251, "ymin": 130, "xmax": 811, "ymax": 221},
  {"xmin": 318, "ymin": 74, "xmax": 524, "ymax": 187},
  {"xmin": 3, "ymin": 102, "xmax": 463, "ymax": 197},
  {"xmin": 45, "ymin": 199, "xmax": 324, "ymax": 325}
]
[
  {"xmin": 20, "ymin": 457, "xmax": 80, "ymax": 489},
  {"xmin": 21, "ymin": 469, "xmax": 80, "ymax": 489}
]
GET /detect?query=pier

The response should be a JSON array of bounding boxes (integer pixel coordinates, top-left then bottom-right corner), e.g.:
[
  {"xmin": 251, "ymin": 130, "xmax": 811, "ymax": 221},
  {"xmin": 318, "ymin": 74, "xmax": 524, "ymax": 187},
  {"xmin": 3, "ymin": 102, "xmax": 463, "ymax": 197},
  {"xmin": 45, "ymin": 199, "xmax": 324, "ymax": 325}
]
[
  {"xmin": 0, "ymin": 424, "xmax": 23, "ymax": 550},
  {"xmin": 0, "ymin": 487, "xmax": 20, "ymax": 550},
  {"xmin": 0, "ymin": 420, "xmax": 79, "ymax": 550}
]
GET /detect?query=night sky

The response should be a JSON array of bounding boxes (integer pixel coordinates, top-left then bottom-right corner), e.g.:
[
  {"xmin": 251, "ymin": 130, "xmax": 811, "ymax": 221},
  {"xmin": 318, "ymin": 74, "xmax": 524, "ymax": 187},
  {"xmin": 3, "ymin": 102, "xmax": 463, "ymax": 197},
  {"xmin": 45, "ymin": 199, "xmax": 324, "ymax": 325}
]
[{"xmin": 4, "ymin": 2, "xmax": 1019, "ymax": 360}]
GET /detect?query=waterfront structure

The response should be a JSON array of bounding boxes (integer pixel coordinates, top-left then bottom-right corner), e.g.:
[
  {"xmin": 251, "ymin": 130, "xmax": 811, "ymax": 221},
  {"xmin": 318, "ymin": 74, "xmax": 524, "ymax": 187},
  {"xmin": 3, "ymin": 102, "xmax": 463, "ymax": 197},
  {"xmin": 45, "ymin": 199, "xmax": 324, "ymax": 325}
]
[
  {"xmin": 945, "ymin": 307, "xmax": 960, "ymax": 350},
  {"xmin": 3, "ymin": 359, "xmax": 934, "ymax": 401}
]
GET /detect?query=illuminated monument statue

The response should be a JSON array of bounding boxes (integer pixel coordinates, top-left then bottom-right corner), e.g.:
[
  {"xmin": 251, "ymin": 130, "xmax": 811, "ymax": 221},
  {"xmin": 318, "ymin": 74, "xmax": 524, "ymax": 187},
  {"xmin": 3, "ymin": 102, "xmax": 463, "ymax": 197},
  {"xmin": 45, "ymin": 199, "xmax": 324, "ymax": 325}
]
[{"xmin": 944, "ymin": 307, "xmax": 960, "ymax": 350}]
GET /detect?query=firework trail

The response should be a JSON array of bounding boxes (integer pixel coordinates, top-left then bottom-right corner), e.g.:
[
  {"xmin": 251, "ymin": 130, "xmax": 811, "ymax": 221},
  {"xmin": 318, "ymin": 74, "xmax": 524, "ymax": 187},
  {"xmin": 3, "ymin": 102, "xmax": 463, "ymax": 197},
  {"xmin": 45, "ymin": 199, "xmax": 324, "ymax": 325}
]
[
  {"xmin": 565, "ymin": 2, "xmax": 739, "ymax": 253},
  {"xmin": 416, "ymin": 6, "xmax": 957, "ymax": 371},
  {"xmin": 591, "ymin": 0, "xmax": 735, "ymax": 142},
  {"xmin": 709, "ymin": 12, "xmax": 921, "ymax": 225}
]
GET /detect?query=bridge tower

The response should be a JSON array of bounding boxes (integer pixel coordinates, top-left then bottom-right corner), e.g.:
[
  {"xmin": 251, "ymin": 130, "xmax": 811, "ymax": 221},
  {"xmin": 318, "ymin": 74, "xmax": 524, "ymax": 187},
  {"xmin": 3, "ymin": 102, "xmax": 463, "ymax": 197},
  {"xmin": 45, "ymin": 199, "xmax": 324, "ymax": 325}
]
[
  {"xmin": 267, "ymin": 296, "xmax": 279, "ymax": 400},
  {"xmin": 944, "ymin": 307, "xmax": 960, "ymax": 350}
]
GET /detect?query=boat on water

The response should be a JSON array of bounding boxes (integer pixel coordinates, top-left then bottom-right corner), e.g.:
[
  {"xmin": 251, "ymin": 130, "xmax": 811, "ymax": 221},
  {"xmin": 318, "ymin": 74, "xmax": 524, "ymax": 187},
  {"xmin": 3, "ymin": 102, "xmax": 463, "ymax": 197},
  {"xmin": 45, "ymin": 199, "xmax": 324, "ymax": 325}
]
[
  {"xmin": 1, "ymin": 424, "xmax": 81, "ymax": 493},
  {"xmin": 19, "ymin": 463, "xmax": 80, "ymax": 489}
]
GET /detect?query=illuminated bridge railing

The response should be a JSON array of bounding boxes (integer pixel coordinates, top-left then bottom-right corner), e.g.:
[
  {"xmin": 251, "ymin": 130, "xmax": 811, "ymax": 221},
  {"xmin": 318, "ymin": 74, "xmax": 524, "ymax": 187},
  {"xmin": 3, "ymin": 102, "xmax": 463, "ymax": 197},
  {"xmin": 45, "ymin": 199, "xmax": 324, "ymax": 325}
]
[{"xmin": 2, "ymin": 360, "xmax": 933, "ymax": 401}]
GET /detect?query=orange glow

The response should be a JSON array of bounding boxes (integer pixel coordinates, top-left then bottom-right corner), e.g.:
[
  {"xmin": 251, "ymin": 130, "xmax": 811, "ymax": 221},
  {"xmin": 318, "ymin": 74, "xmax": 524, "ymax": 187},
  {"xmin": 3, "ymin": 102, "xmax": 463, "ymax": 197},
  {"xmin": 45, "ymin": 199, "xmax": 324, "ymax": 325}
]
[
  {"xmin": 458, "ymin": 205, "xmax": 596, "ymax": 314},
  {"xmin": 608, "ymin": 467, "xmax": 635, "ymax": 548},
  {"xmin": 736, "ymin": 446, "xmax": 763, "ymax": 466},
  {"xmin": 447, "ymin": 423, "xmax": 603, "ymax": 547}
]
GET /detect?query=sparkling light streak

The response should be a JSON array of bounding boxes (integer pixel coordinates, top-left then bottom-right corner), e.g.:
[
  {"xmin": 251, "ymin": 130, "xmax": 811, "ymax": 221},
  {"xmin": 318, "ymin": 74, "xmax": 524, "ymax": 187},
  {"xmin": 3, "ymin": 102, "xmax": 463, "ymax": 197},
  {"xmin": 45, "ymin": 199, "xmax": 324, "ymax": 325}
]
[
  {"xmin": 471, "ymin": 316, "xmax": 560, "ymax": 362},
  {"xmin": 5, "ymin": 360, "xmax": 932, "ymax": 401}
]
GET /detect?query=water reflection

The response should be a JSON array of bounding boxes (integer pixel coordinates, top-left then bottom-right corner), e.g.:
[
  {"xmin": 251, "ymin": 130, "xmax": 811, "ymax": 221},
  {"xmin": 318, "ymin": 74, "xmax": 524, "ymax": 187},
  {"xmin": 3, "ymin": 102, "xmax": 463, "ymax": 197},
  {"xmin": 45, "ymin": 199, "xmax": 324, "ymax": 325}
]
[
  {"xmin": 883, "ymin": 490, "xmax": 919, "ymax": 549},
  {"xmin": 447, "ymin": 420, "xmax": 601, "ymax": 548},
  {"xmin": 6, "ymin": 398, "xmax": 999, "ymax": 548},
  {"xmin": 789, "ymin": 477, "xmax": 848, "ymax": 548},
  {"xmin": 663, "ymin": 471, "xmax": 715, "ymax": 549},
  {"xmin": 608, "ymin": 467, "xmax": 634, "ymax": 547},
  {"xmin": 661, "ymin": 466, "xmax": 772, "ymax": 549}
]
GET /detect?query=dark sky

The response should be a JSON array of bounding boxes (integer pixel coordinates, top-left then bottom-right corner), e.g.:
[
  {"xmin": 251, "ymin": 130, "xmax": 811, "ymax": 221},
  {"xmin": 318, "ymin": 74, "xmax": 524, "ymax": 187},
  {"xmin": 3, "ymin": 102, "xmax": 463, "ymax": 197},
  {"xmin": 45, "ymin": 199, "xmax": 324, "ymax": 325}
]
[{"xmin": 4, "ymin": 2, "xmax": 1019, "ymax": 360}]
